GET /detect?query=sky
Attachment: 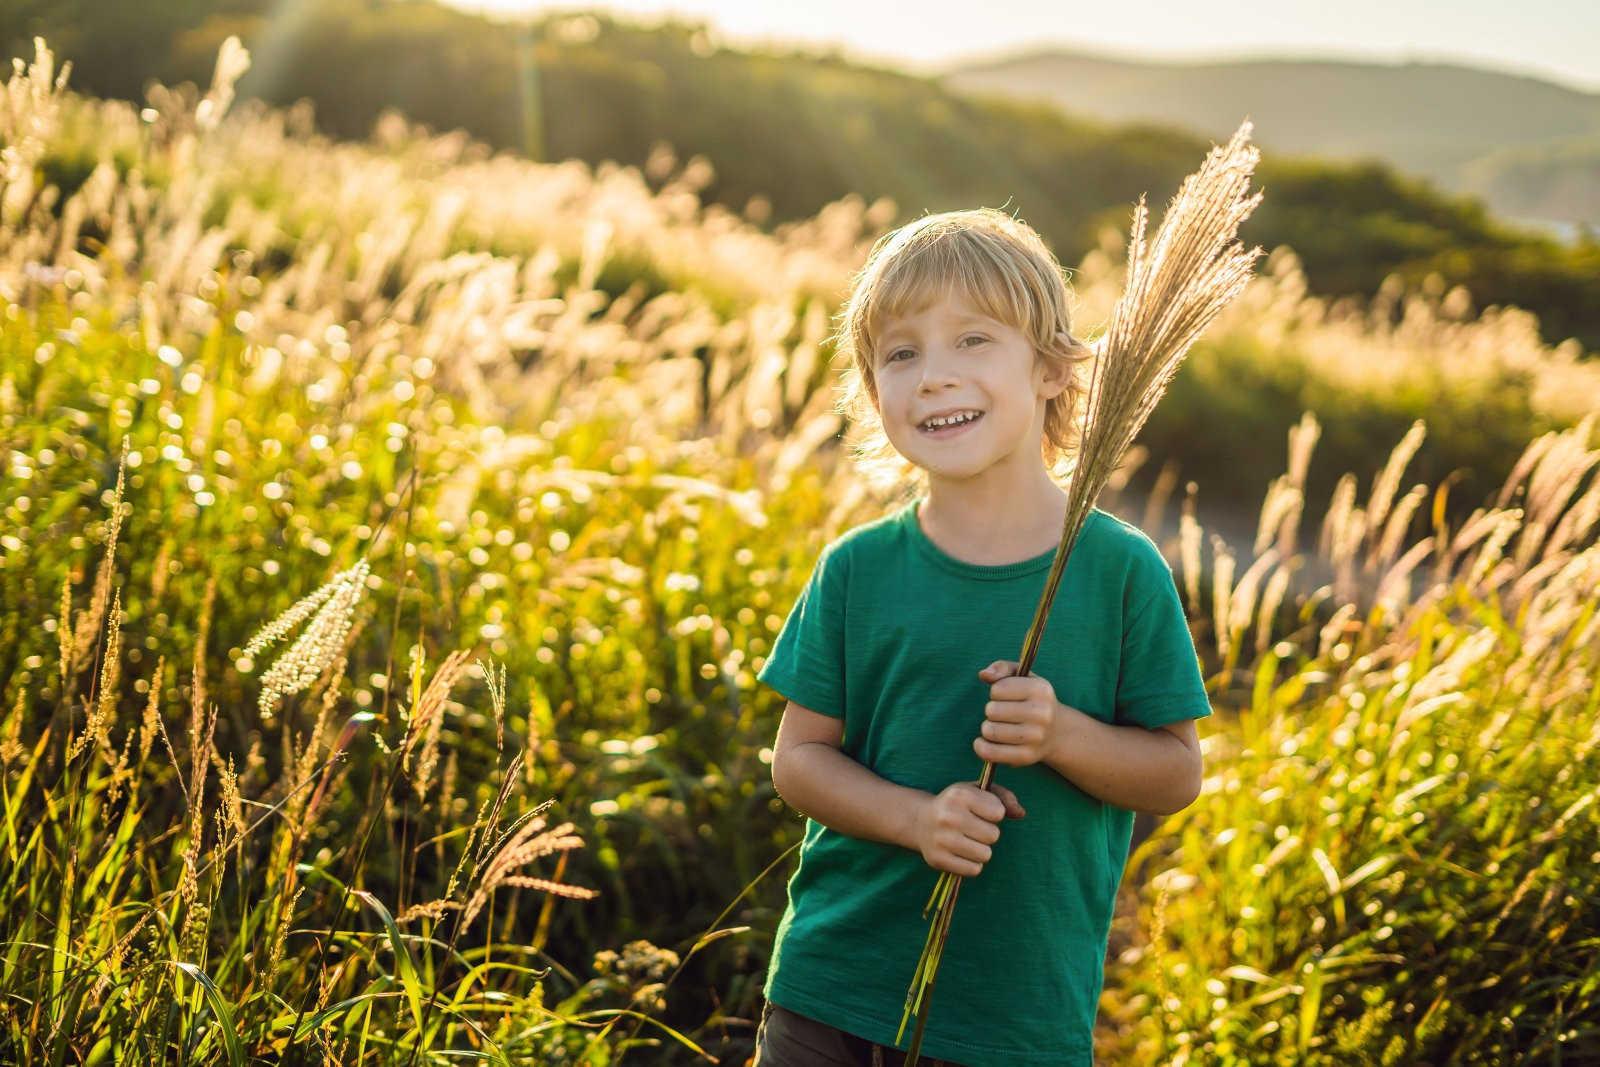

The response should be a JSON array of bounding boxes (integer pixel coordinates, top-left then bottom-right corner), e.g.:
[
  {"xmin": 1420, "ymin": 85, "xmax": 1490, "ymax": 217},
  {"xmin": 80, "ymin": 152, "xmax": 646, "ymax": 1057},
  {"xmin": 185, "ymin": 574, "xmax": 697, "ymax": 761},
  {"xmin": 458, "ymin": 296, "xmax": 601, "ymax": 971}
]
[{"xmin": 446, "ymin": 0, "xmax": 1600, "ymax": 93}]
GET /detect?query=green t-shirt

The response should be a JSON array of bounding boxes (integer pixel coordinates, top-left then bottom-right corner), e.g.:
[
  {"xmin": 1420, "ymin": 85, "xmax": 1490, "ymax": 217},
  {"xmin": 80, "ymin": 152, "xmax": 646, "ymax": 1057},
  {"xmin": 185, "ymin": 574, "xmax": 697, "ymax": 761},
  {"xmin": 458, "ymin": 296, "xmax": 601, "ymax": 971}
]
[{"xmin": 755, "ymin": 496, "xmax": 1212, "ymax": 1067}]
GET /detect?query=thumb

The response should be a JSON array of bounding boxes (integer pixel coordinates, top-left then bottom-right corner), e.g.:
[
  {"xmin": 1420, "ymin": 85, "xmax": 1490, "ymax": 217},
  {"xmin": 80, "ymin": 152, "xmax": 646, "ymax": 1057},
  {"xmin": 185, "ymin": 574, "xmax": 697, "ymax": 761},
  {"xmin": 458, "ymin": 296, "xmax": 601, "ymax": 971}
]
[
  {"xmin": 990, "ymin": 783, "xmax": 1027, "ymax": 819},
  {"xmin": 979, "ymin": 660, "xmax": 1016, "ymax": 679}
]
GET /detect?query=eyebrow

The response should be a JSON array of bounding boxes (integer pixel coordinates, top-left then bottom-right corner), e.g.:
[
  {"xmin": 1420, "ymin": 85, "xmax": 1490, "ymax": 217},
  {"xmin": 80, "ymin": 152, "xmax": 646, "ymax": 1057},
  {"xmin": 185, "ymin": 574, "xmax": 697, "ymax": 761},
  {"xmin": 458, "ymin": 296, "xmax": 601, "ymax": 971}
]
[{"xmin": 879, "ymin": 313, "xmax": 995, "ymax": 346}]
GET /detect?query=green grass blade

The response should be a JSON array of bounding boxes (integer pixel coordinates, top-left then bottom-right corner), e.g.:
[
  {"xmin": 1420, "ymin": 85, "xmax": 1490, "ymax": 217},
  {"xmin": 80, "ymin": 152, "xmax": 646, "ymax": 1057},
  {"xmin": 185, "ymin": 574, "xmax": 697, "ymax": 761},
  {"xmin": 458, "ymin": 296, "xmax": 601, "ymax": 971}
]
[
  {"xmin": 172, "ymin": 961, "xmax": 246, "ymax": 1067},
  {"xmin": 269, "ymin": 991, "xmax": 403, "ymax": 1040},
  {"xmin": 352, "ymin": 889, "xmax": 427, "ymax": 1041}
]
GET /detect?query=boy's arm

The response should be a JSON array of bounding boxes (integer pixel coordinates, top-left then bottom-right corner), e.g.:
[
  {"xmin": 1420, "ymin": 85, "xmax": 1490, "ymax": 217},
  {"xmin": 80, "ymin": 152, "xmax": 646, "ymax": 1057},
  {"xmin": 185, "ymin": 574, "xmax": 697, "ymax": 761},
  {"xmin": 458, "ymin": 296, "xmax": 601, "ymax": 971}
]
[
  {"xmin": 769, "ymin": 700, "xmax": 930, "ymax": 850},
  {"xmin": 1042, "ymin": 710, "xmax": 1203, "ymax": 817}
]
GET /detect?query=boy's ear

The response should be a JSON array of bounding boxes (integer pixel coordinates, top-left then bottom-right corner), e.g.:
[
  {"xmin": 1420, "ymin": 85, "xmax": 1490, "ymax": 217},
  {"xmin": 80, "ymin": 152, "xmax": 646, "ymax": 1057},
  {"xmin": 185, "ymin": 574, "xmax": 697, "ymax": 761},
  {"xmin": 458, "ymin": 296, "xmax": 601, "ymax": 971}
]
[{"xmin": 1036, "ymin": 342, "xmax": 1073, "ymax": 400}]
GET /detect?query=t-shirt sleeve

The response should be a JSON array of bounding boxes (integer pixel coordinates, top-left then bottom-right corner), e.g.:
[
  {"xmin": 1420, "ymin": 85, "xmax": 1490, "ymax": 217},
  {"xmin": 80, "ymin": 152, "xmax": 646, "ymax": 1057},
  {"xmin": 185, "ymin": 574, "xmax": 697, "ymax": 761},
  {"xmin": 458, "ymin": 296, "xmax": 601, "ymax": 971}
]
[
  {"xmin": 755, "ymin": 541, "xmax": 847, "ymax": 719},
  {"xmin": 1113, "ymin": 545, "xmax": 1213, "ymax": 730}
]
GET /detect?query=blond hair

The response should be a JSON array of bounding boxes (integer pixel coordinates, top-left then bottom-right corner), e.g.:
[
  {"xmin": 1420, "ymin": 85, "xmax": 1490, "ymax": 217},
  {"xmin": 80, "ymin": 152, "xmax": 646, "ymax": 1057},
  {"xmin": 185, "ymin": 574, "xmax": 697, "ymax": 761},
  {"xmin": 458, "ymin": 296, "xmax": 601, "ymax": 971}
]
[{"xmin": 830, "ymin": 207, "xmax": 1096, "ymax": 497}]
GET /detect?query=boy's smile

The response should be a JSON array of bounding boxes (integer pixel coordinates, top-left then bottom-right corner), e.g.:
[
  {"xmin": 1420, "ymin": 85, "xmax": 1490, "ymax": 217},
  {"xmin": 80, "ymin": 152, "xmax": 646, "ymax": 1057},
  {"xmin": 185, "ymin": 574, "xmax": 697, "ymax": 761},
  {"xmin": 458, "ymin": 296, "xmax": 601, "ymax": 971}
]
[{"xmin": 917, "ymin": 408, "xmax": 984, "ymax": 438}]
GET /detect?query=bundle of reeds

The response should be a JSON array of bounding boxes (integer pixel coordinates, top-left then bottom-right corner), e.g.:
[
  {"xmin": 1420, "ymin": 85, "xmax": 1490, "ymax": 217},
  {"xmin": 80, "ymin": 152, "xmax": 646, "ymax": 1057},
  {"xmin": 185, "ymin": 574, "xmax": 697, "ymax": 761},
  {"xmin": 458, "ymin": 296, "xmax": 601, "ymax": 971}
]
[{"xmin": 896, "ymin": 119, "xmax": 1267, "ymax": 1064}]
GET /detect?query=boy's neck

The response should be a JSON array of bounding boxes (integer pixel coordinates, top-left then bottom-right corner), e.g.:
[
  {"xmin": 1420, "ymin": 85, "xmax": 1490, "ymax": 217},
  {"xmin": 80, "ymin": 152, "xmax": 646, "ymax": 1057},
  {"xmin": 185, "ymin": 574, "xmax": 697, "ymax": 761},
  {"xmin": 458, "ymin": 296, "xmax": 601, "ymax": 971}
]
[{"xmin": 916, "ymin": 475, "xmax": 1070, "ymax": 567}]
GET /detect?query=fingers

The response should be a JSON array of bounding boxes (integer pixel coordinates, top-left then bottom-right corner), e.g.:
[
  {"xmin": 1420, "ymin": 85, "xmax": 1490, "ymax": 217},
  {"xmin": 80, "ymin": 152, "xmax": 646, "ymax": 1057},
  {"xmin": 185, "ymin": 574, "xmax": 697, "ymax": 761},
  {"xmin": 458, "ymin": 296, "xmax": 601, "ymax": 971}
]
[
  {"xmin": 957, "ymin": 783, "xmax": 1006, "ymax": 822},
  {"xmin": 973, "ymin": 735, "xmax": 1032, "ymax": 767},
  {"xmin": 961, "ymin": 811, "xmax": 1001, "ymax": 845},
  {"xmin": 979, "ymin": 718, "xmax": 1035, "ymax": 745},
  {"xmin": 943, "ymin": 855, "xmax": 984, "ymax": 878},
  {"xmin": 927, "ymin": 782, "xmax": 1021, "ymax": 876},
  {"xmin": 940, "ymin": 815, "xmax": 996, "ymax": 873},
  {"xmin": 955, "ymin": 780, "xmax": 1025, "ymax": 818},
  {"xmin": 928, "ymin": 783, "xmax": 1024, "ymax": 876},
  {"xmin": 931, "ymin": 812, "xmax": 995, "ymax": 869},
  {"xmin": 950, "ymin": 829, "xmax": 993, "ymax": 865}
]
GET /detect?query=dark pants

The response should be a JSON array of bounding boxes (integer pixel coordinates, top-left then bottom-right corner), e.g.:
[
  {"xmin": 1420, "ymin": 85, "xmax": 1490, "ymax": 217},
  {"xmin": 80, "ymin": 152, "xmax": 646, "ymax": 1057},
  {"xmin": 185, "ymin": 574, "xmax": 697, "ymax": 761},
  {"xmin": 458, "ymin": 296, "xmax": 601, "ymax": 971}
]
[{"xmin": 752, "ymin": 1001, "xmax": 969, "ymax": 1067}]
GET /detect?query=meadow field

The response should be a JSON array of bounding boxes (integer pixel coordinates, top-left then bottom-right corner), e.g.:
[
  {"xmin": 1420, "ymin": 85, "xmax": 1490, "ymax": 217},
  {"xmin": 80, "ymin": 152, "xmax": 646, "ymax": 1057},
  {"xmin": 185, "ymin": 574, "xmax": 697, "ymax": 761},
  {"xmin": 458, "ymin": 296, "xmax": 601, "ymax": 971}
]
[{"xmin": 3, "ymin": 37, "xmax": 1600, "ymax": 1064}]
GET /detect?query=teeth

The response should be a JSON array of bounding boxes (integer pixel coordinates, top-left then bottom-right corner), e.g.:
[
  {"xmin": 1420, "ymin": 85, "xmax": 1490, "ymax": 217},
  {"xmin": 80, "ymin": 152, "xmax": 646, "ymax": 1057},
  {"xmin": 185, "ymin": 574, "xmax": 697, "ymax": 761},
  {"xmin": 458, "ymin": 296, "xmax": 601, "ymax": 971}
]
[{"xmin": 922, "ymin": 411, "xmax": 980, "ymax": 430}]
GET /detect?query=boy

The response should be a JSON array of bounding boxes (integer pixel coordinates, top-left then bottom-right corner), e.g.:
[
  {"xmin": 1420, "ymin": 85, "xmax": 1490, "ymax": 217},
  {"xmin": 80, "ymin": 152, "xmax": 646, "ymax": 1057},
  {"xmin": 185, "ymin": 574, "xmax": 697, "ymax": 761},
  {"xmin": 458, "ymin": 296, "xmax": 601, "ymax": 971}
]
[{"xmin": 751, "ymin": 208, "xmax": 1211, "ymax": 1066}]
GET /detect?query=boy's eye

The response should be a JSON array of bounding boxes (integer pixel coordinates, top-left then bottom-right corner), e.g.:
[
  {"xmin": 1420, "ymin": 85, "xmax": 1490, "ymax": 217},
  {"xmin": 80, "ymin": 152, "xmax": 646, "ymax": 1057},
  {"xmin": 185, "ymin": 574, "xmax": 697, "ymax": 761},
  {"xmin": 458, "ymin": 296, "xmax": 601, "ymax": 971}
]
[{"xmin": 884, "ymin": 336, "xmax": 987, "ymax": 363}]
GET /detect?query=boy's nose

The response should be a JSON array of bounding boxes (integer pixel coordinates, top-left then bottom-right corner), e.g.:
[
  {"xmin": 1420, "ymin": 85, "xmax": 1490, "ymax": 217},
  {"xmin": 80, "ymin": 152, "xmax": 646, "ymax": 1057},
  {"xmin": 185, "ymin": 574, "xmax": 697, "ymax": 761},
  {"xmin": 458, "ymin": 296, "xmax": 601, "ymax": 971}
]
[{"xmin": 918, "ymin": 347, "xmax": 964, "ymax": 378}]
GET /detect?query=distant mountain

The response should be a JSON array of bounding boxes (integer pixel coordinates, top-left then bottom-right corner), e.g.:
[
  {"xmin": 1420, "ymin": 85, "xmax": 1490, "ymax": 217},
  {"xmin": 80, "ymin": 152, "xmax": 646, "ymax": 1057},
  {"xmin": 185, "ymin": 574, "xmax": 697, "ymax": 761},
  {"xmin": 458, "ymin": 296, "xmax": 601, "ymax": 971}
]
[
  {"xmin": 938, "ymin": 49, "xmax": 1600, "ymax": 236},
  {"xmin": 9, "ymin": 5, "xmax": 1600, "ymax": 352}
]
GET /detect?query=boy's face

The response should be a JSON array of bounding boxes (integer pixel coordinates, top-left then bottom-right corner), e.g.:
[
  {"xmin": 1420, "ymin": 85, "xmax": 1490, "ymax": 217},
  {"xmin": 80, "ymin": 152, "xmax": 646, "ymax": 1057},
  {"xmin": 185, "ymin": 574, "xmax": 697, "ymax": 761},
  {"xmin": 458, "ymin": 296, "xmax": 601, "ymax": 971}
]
[{"xmin": 872, "ymin": 289, "xmax": 1069, "ymax": 486}]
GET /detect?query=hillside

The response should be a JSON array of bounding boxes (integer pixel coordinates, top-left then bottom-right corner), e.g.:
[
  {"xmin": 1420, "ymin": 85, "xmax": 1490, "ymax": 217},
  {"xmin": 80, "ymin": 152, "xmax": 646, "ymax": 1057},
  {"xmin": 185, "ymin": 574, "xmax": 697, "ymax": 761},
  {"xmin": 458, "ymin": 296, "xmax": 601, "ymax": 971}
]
[
  {"xmin": 938, "ymin": 48, "xmax": 1600, "ymax": 234},
  {"xmin": 6, "ymin": 3, "xmax": 1600, "ymax": 354}
]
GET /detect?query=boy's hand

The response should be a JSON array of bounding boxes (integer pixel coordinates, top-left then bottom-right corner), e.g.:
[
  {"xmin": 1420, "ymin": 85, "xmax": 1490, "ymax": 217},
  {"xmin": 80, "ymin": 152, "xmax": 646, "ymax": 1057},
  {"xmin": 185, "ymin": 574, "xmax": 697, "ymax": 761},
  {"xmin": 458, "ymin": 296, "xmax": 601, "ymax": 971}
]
[
  {"xmin": 912, "ymin": 781, "xmax": 1026, "ymax": 878},
  {"xmin": 974, "ymin": 660, "xmax": 1070, "ymax": 768}
]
